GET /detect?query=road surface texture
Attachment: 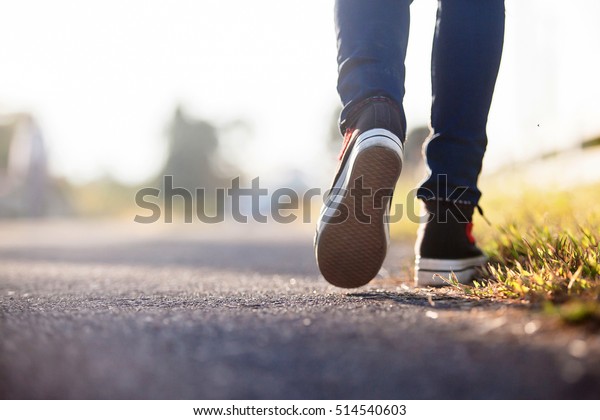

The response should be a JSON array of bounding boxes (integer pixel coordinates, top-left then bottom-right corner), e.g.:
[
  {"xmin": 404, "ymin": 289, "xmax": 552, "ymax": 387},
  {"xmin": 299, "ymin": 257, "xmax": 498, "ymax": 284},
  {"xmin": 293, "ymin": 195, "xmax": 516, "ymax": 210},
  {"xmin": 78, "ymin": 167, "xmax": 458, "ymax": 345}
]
[{"xmin": 1, "ymin": 221, "xmax": 599, "ymax": 399}]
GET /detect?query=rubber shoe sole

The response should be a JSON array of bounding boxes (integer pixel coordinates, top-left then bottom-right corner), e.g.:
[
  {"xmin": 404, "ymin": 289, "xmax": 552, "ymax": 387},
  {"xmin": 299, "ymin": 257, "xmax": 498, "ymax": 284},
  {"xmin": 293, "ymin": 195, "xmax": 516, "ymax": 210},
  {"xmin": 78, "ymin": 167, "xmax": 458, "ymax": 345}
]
[
  {"xmin": 414, "ymin": 254, "xmax": 488, "ymax": 287},
  {"xmin": 315, "ymin": 129, "xmax": 403, "ymax": 288}
]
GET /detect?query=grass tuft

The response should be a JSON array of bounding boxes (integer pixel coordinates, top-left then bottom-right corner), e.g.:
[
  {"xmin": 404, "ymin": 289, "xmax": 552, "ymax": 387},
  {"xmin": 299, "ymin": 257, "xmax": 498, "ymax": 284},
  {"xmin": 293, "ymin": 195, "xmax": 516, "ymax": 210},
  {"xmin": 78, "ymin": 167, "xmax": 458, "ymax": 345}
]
[
  {"xmin": 390, "ymin": 178, "xmax": 600, "ymax": 325},
  {"xmin": 466, "ymin": 216, "xmax": 600, "ymax": 325},
  {"xmin": 449, "ymin": 181, "xmax": 600, "ymax": 325}
]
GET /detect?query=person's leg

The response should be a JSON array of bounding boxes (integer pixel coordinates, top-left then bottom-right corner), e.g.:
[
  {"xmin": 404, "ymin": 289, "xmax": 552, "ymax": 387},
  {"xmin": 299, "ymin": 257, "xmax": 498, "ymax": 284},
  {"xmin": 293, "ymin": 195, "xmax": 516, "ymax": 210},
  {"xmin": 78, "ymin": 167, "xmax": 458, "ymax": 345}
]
[
  {"xmin": 418, "ymin": 0, "xmax": 505, "ymax": 205},
  {"xmin": 335, "ymin": 0, "xmax": 411, "ymax": 135},
  {"xmin": 316, "ymin": 0, "xmax": 411, "ymax": 288},
  {"xmin": 415, "ymin": 0, "xmax": 505, "ymax": 287}
]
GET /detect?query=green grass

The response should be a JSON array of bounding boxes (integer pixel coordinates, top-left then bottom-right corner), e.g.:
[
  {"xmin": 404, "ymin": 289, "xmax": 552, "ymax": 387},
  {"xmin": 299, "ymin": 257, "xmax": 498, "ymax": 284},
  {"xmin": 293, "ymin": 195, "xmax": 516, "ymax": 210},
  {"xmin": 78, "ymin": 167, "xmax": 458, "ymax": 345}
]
[
  {"xmin": 389, "ymin": 177, "xmax": 600, "ymax": 325},
  {"xmin": 463, "ymin": 182, "xmax": 600, "ymax": 325},
  {"xmin": 468, "ymin": 224, "xmax": 600, "ymax": 323}
]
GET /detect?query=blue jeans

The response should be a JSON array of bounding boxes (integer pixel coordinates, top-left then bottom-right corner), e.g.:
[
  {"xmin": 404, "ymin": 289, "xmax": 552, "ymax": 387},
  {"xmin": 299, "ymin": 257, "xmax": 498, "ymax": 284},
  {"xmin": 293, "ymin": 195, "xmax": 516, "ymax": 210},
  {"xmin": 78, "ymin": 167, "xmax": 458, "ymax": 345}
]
[{"xmin": 336, "ymin": 0, "xmax": 505, "ymax": 204}]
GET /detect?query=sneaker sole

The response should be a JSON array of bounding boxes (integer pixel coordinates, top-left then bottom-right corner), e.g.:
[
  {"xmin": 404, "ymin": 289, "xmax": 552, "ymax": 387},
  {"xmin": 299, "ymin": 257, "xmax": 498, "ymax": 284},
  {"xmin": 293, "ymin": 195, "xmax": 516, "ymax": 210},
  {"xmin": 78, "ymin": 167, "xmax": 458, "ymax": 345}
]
[
  {"xmin": 414, "ymin": 255, "xmax": 489, "ymax": 287},
  {"xmin": 315, "ymin": 130, "xmax": 403, "ymax": 288}
]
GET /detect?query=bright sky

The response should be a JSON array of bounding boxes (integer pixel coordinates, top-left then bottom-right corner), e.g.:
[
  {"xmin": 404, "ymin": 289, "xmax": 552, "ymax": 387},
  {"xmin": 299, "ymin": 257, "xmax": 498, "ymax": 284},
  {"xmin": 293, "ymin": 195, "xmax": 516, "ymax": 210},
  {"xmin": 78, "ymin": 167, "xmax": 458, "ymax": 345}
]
[{"xmin": 1, "ymin": 0, "xmax": 599, "ymax": 186}]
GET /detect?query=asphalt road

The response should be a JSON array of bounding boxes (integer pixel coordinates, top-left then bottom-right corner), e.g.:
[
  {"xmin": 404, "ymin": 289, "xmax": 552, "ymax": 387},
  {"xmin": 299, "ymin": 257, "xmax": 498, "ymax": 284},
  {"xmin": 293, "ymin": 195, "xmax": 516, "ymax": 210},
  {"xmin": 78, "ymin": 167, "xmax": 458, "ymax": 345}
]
[{"xmin": 1, "ymin": 221, "xmax": 599, "ymax": 399}]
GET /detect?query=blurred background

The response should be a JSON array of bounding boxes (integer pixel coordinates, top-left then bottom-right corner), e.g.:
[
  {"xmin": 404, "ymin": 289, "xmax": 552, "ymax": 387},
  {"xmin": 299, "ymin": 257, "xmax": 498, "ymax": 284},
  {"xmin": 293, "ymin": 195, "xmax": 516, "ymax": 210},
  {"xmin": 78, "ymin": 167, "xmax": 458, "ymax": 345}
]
[{"xmin": 0, "ymin": 0, "xmax": 599, "ymax": 220}]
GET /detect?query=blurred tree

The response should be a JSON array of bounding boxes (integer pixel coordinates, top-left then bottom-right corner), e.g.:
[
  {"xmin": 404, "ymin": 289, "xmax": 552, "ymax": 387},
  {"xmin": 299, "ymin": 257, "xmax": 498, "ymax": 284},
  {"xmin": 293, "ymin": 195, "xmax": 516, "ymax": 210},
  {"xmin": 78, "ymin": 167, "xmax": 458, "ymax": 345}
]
[
  {"xmin": 217, "ymin": 118, "xmax": 254, "ymax": 179},
  {"xmin": 0, "ymin": 113, "xmax": 71, "ymax": 218},
  {"xmin": 403, "ymin": 125, "xmax": 429, "ymax": 178},
  {"xmin": 158, "ymin": 106, "xmax": 229, "ymax": 193}
]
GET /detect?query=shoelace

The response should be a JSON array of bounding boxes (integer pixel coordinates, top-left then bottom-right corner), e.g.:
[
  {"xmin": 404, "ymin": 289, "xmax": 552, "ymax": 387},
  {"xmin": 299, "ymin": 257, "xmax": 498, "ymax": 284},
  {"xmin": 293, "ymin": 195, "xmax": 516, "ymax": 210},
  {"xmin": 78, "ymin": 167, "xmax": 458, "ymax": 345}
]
[{"xmin": 476, "ymin": 204, "xmax": 492, "ymax": 226}]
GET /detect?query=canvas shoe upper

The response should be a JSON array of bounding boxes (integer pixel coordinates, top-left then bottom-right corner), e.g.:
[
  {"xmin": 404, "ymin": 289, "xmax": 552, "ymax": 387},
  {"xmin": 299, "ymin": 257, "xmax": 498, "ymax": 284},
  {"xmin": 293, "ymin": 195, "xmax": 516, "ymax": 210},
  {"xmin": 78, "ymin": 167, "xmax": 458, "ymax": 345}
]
[{"xmin": 414, "ymin": 199, "xmax": 488, "ymax": 286}]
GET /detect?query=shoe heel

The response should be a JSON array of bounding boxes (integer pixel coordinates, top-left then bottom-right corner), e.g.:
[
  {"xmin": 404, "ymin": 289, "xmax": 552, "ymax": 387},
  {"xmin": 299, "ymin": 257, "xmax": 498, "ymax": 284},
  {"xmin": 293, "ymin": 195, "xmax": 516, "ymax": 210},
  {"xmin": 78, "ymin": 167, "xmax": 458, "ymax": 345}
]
[
  {"xmin": 414, "ymin": 255, "xmax": 488, "ymax": 287},
  {"xmin": 316, "ymin": 140, "xmax": 402, "ymax": 288}
]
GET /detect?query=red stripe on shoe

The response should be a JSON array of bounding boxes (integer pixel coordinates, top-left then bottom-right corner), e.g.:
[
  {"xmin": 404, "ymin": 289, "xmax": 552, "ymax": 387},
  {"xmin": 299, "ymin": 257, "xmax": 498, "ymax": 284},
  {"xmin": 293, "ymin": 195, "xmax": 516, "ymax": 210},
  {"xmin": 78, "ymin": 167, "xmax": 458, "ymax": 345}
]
[
  {"xmin": 466, "ymin": 222, "xmax": 476, "ymax": 244},
  {"xmin": 337, "ymin": 128, "xmax": 355, "ymax": 161}
]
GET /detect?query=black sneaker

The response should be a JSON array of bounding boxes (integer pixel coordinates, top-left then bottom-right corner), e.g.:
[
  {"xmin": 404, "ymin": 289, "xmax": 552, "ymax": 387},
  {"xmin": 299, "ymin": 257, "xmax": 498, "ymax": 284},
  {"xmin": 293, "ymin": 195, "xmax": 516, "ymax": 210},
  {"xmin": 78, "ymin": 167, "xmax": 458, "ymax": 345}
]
[
  {"xmin": 315, "ymin": 97, "xmax": 404, "ymax": 288},
  {"xmin": 414, "ymin": 199, "xmax": 488, "ymax": 286}
]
